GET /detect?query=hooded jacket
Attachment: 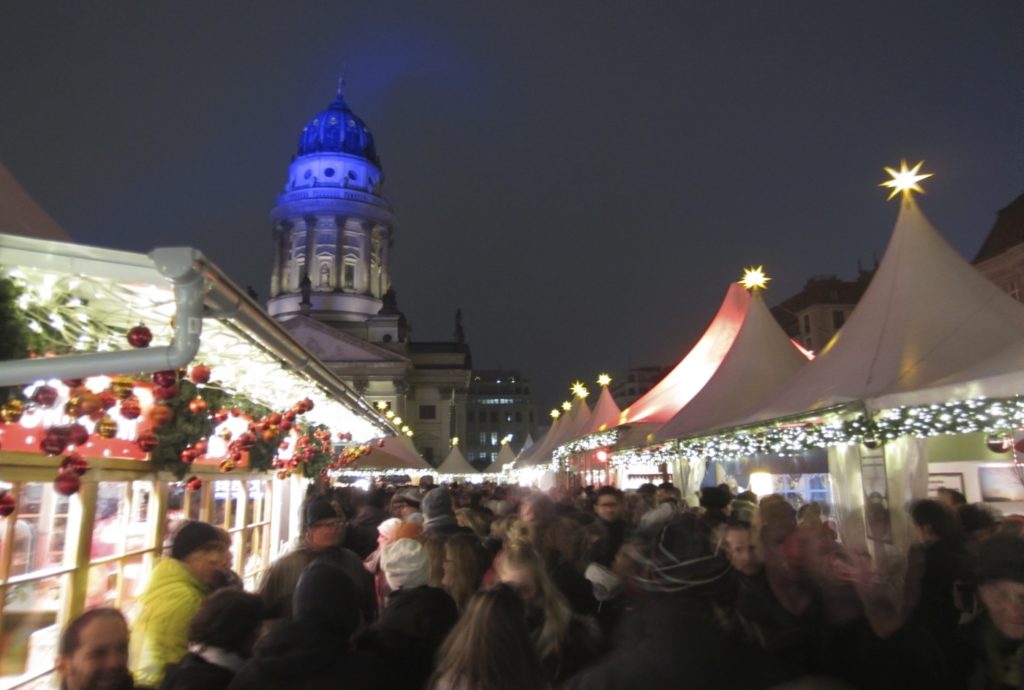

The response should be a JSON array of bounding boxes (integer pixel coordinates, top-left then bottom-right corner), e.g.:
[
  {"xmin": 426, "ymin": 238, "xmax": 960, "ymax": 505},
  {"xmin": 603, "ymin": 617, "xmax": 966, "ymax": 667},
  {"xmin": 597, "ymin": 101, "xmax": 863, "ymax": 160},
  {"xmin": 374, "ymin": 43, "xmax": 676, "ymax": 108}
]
[{"xmin": 130, "ymin": 557, "xmax": 209, "ymax": 687}]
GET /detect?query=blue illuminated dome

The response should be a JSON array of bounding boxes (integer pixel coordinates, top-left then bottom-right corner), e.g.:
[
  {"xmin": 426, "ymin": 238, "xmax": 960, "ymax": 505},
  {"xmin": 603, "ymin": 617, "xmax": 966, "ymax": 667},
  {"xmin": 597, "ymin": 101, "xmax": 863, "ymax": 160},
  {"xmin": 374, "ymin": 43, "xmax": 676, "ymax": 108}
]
[{"xmin": 296, "ymin": 87, "xmax": 379, "ymax": 165}]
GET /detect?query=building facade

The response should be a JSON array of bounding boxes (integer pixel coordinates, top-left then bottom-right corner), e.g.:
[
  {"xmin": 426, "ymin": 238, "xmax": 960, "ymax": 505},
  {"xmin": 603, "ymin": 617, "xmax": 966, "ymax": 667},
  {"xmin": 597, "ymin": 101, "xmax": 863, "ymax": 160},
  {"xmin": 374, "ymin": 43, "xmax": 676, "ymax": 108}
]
[
  {"xmin": 973, "ymin": 192, "xmax": 1024, "ymax": 301},
  {"xmin": 770, "ymin": 269, "xmax": 873, "ymax": 354},
  {"xmin": 464, "ymin": 370, "xmax": 537, "ymax": 468},
  {"xmin": 266, "ymin": 85, "xmax": 471, "ymax": 464},
  {"xmin": 610, "ymin": 366, "xmax": 669, "ymax": 408}
]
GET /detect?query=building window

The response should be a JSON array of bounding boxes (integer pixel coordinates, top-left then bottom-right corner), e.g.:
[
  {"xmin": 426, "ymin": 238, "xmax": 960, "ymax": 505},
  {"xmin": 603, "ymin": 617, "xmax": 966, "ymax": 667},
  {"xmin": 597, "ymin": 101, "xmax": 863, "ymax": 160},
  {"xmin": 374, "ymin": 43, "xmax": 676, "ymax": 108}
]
[
  {"xmin": 490, "ymin": 411, "xmax": 498, "ymax": 423},
  {"xmin": 419, "ymin": 405, "xmax": 436, "ymax": 420},
  {"xmin": 343, "ymin": 262, "xmax": 355, "ymax": 289},
  {"xmin": 319, "ymin": 262, "xmax": 330, "ymax": 288},
  {"xmin": 831, "ymin": 310, "xmax": 845, "ymax": 330},
  {"xmin": 490, "ymin": 432, "xmax": 498, "ymax": 446},
  {"xmin": 479, "ymin": 432, "xmax": 487, "ymax": 445}
]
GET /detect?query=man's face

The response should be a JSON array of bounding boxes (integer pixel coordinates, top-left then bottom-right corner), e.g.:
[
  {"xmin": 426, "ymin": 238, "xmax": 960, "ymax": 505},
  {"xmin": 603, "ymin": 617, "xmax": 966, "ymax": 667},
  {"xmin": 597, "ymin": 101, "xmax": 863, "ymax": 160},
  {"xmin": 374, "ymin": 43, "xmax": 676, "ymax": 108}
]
[
  {"xmin": 184, "ymin": 543, "xmax": 231, "ymax": 587},
  {"xmin": 58, "ymin": 616, "xmax": 131, "ymax": 690},
  {"xmin": 594, "ymin": 495, "xmax": 624, "ymax": 524},
  {"xmin": 306, "ymin": 518, "xmax": 345, "ymax": 549},
  {"xmin": 979, "ymin": 579, "xmax": 1024, "ymax": 640},
  {"xmin": 724, "ymin": 527, "xmax": 760, "ymax": 577}
]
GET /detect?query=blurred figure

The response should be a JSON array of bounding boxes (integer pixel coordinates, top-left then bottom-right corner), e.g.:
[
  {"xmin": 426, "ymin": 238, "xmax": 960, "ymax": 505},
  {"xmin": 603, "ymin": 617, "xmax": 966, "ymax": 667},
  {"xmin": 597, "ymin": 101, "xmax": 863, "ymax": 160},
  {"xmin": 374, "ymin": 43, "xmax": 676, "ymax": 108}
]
[
  {"xmin": 58, "ymin": 608, "xmax": 134, "ymax": 690},
  {"xmin": 131, "ymin": 521, "xmax": 230, "ymax": 688},
  {"xmin": 723, "ymin": 521, "xmax": 761, "ymax": 578},
  {"xmin": 422, "ymin": 488, "xmax": 470, "ymax": 538},
  {"xmin": 230, "ymin": 561, "xmax": 379, "ymax": 690},
  {"xmin": 962, "ymin": 534, "xmax": 1024, "ymax": 689},
  {"xmin": 429, "ymin": 585, "xmax": 549, "ymax": 690},
  {"xmin": 391, "ymin": 487, "xmax": 424, "ymax": 523},
  {"xmin": 160, "ymin": 589, "xmax": 263, "ymax": 690},
  {"xmin": 258, "ymin": 494, "xmax": 375, "ymax": 625},
  {"xmin": 442, "ymin": 533, "xmax": 491, "ymax": 613},
  {"xmin": 936, "ymin": 487, "xmax": 968, "ymax": 511}
]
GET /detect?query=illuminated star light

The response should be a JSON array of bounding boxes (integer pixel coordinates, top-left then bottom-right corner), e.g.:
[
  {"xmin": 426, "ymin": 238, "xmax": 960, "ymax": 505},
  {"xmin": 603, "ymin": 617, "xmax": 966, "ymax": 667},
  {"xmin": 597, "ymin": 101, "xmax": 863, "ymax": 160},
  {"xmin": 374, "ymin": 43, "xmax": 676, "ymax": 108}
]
[
  {"xmin": 740, "ymin": 266, "xmax": 771, "ymax": 292},
  {"xmin": 597, "ymin": 373, "xmax": 612, "ymax": 387},
  {"xmin": 561, "ymin": 401, "xmax": 572, "ymax": 411},
  {"xmin": 571, "ymin": 381, "xmax": 590, "ymax": 399},
  {"xmin": 550, "ymin": 409, "xmax": 561, "ymax": 419},
  {"xmin": 881, "ymin": 160, "xmax": 932, "ymax": 200}
]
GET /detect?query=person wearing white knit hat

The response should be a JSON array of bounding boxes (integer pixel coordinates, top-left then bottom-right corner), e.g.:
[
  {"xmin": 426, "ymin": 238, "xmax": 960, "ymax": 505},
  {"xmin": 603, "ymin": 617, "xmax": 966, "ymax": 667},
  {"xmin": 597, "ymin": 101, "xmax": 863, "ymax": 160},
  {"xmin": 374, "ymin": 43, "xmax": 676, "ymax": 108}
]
[{"xmin": 381, "ymin": 538, "xmax": 429, "ymax": 591}]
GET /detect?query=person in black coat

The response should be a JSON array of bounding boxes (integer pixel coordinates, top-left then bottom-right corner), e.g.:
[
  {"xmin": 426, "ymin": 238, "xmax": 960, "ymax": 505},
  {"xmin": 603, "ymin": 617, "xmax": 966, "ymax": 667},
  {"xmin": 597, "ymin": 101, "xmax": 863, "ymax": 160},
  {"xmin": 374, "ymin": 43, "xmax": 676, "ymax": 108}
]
[
  {"xmin": 161, "ymin": 588, "xmax": 263, "ymax": 690},
  {"xmin": 228, "ymin": 561, "xmax": 381, "ymax": 690}
]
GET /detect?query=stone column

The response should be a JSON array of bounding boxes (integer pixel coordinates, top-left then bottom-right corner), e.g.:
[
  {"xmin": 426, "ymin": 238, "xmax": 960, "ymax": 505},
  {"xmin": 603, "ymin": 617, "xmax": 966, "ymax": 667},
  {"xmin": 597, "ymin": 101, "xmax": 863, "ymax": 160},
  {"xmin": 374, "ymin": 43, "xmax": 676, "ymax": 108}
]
[{"xmin": 334, "ymin": 215, "xmax": 347, "ymax": 292}]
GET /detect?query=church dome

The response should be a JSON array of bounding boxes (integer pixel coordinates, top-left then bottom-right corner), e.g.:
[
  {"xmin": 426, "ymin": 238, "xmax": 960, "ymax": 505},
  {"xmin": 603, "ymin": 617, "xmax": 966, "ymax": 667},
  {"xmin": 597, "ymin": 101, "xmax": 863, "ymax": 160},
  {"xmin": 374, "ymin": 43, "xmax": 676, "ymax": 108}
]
[{"xmin": 296, "ymin": 87, "xmax": 379, "ymax": 165}]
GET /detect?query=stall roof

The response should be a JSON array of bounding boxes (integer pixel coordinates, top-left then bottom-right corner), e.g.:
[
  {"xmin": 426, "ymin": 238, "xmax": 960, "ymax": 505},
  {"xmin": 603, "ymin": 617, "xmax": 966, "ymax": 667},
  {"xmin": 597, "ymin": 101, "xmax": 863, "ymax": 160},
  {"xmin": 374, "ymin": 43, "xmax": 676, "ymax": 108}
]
[
  {"xmin": 437, "ymin": 444, "xmax": 478, "ymax": 475},
  {"xmin": 351, "ymin": 435, "xmax": 432, "ymax": 471},
  {"xmin": 581, "ymin": 386, "xmax": 622, "ymax": 436},
  {"xmin": 654, "ymin": 290, "xmax": 809, "ymax": 441},
  {"xmin": 0, "ymin": 233, "xmax": 392, "ymax": 441},
  {"xmin": 0, "ymin": 163, "xmax": 73, "ymax": 242},
  {"xmin": 744, "ymin": 195, "xmax": 1024, "ymax": 423},
  {"xmin": 487, "ymin": 441, "xmax": 517, "ymax": 473}
]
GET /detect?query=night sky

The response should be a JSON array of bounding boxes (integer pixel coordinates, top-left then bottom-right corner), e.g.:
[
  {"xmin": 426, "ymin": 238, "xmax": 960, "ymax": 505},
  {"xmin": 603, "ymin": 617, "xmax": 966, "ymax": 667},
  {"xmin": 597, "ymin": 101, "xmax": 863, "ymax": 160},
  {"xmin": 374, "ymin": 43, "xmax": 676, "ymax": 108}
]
[{"xmin": 2, "ymin": 1, "xmax": 1022, "ymax": 413}]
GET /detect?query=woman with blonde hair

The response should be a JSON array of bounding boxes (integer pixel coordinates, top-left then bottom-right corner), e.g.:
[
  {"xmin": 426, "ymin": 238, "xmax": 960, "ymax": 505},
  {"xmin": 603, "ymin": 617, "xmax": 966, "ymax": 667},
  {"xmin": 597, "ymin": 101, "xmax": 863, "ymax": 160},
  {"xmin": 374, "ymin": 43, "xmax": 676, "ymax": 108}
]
[
  {"xmin": 442, "ymin": 533, "xmax": 491, "ymax": 613},
  {"xmin": 429, "ymin": 584, "xmax": 548, "ymax": 690},
  {"xmin": 495, "ymin": 540, "xmax": 600, "ymax": 684}
]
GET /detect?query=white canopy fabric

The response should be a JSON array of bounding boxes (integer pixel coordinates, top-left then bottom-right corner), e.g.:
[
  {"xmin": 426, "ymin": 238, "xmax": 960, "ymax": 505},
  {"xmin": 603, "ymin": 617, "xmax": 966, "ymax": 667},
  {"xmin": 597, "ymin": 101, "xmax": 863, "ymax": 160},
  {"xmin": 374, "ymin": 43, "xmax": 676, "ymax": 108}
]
[
  {"xmin": 487, "ymin": 442, "xmax": 517, "ymax": 473},
  {"xmin": 353, "ymin": 435, "xmax": 433, "ymax": 471},
  {"xmin": 581, "ymin": 386, "xmax": 622, "ymax": 436},
  {"xmin": 0, "ymin": 163, "xmax": 72, "ymax": 241},
  {"xmin": 654, "ymin": 290, "xmax": 809, "ymax": 441},
  {"xmin": 518, "ymin": 398, "xmax": 590, "ymax": 467},
  {"xmin": 515, "ymin": 416, "xmax": 561, "ymax": 468},
  {"xmin": 745, "ymin": 195, "xmax": 1024, "ymax": 424},
  {"xmin": 619, "ymin": 283, "xmax": 750, "ymax": 426},
  {"xmin": 437, "ymin": 444, "xmax": 478, "ymax": 475}
]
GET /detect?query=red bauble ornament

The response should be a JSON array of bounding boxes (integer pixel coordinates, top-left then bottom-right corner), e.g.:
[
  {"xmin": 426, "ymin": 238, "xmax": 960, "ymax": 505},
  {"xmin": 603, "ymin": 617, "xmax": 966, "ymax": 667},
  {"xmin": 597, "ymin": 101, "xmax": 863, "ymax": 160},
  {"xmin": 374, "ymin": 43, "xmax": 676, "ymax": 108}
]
[
  {"xmin": 111, "ymin": 376, "xmax": 135, "ymax": 400},
  {"xmin": 136, "ymin": 432, "xmax": 159, "ymax": 452},
  {"xmin": 149, "ymin": 404, "xmax": 174, "ymax": 428},
  {"xmin": 377, "ymin": 438, "xmax": 386, "ymax": 448},
  {"xmin": 67, "ymin": 423, "xmax": 90, "ymax": 446},
  {"xmin": 40, "ymin": 430, "xmax": 69, "ymax": 456},
  {"xmin": 266, "ymin": 412, "xmax": 282, "ymax": 426},
  {"xmin": 189, "ymin": 364, "xmax": 211, "ymax": 384},
  {"xmin": 98, "ymin": 389, "xmax": 117, "ymax": 411},
  {"xmin": 186, "ymin": 476, "xmax": 203, "ymax": 491},
  {"xmin": 62, "ymin": 378, "xmax": 84, "ymax": 389},
  {"xmin": 61, "ymin": 452, "xmax": 90, "ymax": 476},
  {"xmin": 237, "ymin": 432, "xmax": 256, "ymax": 450},
  {"xmin": 188, "ymin": 398, "xmax": 207, "ymax": 415},
  {"xmin": 212, "ymin": 409, "xmax": 229, "ymax": 425},
  {"xmin": 180, "ymin": 448, "xmax": 198, "ymax": 464},
  {"xmin": 219, "ymin": 459, "xmax": 236, "ymax": 473},
  {"xmin": 986, "ymin": 434, "xmax": 1013, "ymax": 453},
  {"xmin": 96, "ymin": 417, "xmax": 118, "ymax": 439},
  {"xmin": 0, "ymin": 492, "xmax": 15, "ymax": 517},
  {"xmin": 54, "ymin": 471, "xmax": 81, "ymax": 496},
  {"xmin": 229, "ymin": 408, "xmax": 242, "ymax": 417},
  {"xmin": 152, "ymin": 385, "xmax": 179, "ymax": 401},
  {"xmin": 192, "ymin": 439, "xmax": 208, "ymax": 455},
  {"xmin": 31, "ymin": 385, "xmax": 60, "ymax": 408},
  {"xmin": 2, "ymin": 399, "xmax": 26, "ymax": 423},
  {"xmin": 1013, "ymin": 437, "xmax": 1024, "ymax": 455},
  {"xmin": 119, "ymin": 395, "xmax": 142, "ymax": 420},
  {"xmin": 76, "ymin": 392, "xmax": 103, "ymax": 417},
  {"xmin": 276, "ymin": 470, "xmax": 291, "ymax": 480},
  {"xmin": 283, "ymin": 410, "xmax": 297, "ymax": 422},
  {"xmin": 261, "ymin": 427, "xmax": 279, "ymax": 443},
  {"xmin": 152, "ymin": 370, "xmax": 178, "ymax": 388},
  {"xmin": 279, "ymin": 421, "xmax": 293, "ymax": 432},
  {"xmin": 127, "ymin": 324, "xmax": 153, "ymax": 348}
]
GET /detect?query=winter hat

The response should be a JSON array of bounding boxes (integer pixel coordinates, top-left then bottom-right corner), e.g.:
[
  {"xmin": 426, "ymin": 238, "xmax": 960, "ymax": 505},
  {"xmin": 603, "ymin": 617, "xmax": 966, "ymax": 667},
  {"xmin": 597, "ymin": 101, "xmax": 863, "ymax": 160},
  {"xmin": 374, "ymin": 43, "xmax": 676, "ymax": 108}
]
[
  {"xmin": 421, "ymin": 488, "xmax": 454, "ymax": 520},
  {"xmin": 394, "ymin": 487, "xmax": 423, "ymax": 507},
  {"xmin": 293, "ymin": 560, "xmax": 361, "ymax": 638},
  {"xmin": 381, "ymin": 538, "xmax": 429, "ymax": 590},
  {"xmin": 699, "ymin": 486, "xmax": 732, "ymax": 512},
  {"xmin": 171, "ymin": 521, "xmax": 224, "ymax": 561},
  {"xmin": 304, "ymin": 495, "xmax": 338, "ymax": 528},
  {"xmin": 378, "ymin": 517, "xmax": 404, "ymax": 541},
  {"xmin": 974, "ymin": 534, "xmax": 1024, "ymax": 584}
]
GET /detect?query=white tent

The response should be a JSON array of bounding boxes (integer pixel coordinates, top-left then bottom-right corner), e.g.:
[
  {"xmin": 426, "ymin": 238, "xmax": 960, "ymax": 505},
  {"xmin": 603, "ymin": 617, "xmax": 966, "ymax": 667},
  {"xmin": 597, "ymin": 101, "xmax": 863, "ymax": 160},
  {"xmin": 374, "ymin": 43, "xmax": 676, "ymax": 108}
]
[
  {"xmin": 0, "ymin": 163, "xmax": 73, "ymax": 241},
  {"xmin": 515, "ymin": 415, "xmax": 561, "ymax": 468},
  {"xmin": 742, "ymin": 195, "xmax": 1024, "ymax": 424},
  {"xmin": 352, "ymin": 435, "xmax": 433, "ymax": 471},
  {"xmin": 436, "ymin": 444, "xmax": 479, "ymax": 475},
  {"xmin": 581, "ymin": 385, "xmax": 622, "ymax": 437},
  {"xmin": 654, "ymin": 289, "xmax": 809, "ymax": 441},
  {"xmin": 487, "ymin": 441, "xmax": 517, "ymax": 473}
]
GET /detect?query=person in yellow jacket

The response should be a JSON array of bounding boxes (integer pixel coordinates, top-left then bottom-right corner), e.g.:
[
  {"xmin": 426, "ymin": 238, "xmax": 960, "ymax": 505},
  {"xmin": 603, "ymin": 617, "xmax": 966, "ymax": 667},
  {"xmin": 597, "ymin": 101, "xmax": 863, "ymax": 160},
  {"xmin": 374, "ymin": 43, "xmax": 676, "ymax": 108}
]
[{"xmin": 129, "ymin": 521, "xmax": 230, "ymax": 688}]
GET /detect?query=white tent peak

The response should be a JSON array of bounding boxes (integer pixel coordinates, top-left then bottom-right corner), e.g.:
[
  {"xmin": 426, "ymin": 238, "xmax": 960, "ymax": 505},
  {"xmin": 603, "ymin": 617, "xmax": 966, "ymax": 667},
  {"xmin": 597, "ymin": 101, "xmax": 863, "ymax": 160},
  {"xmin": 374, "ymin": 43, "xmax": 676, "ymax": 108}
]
[
  {"xmin": 582, "ymin": 385, "xmax": 622, "ymax": 436},
  {"xmin": 354, "ymin": 435, "xmax": 432, "ymax": 471},
  {"xmin": 487, "ymin": 442, "xmax": 517, "ymax": 473},
  {"xmin": 437, "ymin": 443, "xmax": 478, "ymax": 474},
  {"xmin": 654, "ymin": 289, "xmax": 809, "ymax": 441},
  {"xmin": 748, "ymin": 195, "xmax": 1024, "ymax": 422}
]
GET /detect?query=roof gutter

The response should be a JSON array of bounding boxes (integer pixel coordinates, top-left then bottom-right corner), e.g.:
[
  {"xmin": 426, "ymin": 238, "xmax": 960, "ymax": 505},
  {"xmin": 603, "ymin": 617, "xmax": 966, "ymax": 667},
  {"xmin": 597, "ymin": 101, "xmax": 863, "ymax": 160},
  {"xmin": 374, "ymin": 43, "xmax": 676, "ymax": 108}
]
[{"xmin": 0, "ymin": 246, "xmax": 204, "ymax": 386}]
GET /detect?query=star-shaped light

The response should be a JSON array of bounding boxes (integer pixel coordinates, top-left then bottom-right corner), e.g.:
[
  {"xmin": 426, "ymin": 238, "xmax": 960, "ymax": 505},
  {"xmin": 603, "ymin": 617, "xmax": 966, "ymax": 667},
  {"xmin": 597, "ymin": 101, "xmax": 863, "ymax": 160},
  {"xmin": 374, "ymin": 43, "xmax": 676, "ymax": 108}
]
[
  {"xmin": 597, "ymin": 373, "xmax": 612, "ymax": 387},
  {"xmin": 550, "ymin": 409, "xmax": 561, "ymax": 419},
  {"xmin": 881, "ymin": 160, "xmax": 932, "ymax": 200},
  {"xmin": 375, "ymin": 400, "xmax": 388, "ymax": 410},
  {"xmin": 561, "ymin": 401, "xmax": 572, "ymax": 411},
  {"xmin": 571, "ymin": 381, "xmax": 590, "ymax": 399},
  {"xmin": 740, "ymin": 266, "xmax": 770, "ymax": 292},
  {"xmin": 451, "ymin": 437, "xmax": 459, "ymax": 446}
]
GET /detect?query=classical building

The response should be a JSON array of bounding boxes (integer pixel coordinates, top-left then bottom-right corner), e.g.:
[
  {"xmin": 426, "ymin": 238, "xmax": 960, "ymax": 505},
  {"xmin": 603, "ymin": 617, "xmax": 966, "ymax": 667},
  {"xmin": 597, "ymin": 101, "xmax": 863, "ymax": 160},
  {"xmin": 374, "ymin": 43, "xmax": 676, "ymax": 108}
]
[
  {"xmin": 973, "ymin": 191, "xmax": 1024, "ymax": 300},
  {"xmin": 266, "ymin": 84, "xmax": 471, "ymax": 464},
  {"xmin": 770, "ymin": 267, "xmax": 874, "ymax": 354},
  {"xmin": 464, "ymin": 370, "xmax": 537, "ymax": 468}
]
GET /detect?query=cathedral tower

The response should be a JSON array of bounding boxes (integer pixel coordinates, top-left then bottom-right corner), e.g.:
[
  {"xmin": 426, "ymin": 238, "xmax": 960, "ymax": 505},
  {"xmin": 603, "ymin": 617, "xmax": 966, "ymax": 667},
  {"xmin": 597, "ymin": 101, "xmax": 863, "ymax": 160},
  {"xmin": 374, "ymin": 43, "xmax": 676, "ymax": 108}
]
[{"xmin": 267, "ymin": 84, "xmax": 396, "ymax": 335}]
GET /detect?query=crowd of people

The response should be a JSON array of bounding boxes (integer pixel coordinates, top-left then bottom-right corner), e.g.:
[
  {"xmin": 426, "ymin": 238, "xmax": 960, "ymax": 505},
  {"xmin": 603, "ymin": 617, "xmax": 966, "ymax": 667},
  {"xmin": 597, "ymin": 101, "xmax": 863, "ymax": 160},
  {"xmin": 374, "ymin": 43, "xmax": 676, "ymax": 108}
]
[{"xmin": 56, "ymin": 480, "xmax": 1024, "ymax": 690}]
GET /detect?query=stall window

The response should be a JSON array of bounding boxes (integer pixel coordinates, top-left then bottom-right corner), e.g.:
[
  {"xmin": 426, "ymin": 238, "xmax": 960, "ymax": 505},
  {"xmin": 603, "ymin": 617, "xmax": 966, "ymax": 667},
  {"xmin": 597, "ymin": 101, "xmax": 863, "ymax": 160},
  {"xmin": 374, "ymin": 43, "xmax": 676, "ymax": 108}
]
[{"xmin": 0, "ymin": 481, "xmax": 75, "ymax": 688}]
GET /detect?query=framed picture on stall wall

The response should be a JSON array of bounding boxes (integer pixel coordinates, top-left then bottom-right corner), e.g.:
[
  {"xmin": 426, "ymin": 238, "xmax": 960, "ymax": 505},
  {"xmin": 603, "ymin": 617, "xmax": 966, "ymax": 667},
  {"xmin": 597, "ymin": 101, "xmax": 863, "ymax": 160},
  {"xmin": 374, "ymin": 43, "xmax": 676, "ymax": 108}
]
[
  {"xmin": 928, "ymin": 473, "xmax": 965, "ymax": 497},
  {"xmin": 978, "ymin": 466, "xmax": 1024, "ymax": 502}
]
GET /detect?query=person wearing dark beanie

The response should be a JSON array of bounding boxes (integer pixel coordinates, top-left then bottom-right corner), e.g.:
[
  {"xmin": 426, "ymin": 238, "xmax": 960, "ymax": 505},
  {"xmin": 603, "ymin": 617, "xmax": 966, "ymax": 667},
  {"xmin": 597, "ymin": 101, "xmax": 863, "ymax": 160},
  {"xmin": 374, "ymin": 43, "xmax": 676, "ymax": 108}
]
[
  {"xmin": 131, "ymin": 521, "xmax": 229, "ymax": 687},
  {"xmin": 258, "ymin": 493, "xmax": 377, "ymax": 627}
]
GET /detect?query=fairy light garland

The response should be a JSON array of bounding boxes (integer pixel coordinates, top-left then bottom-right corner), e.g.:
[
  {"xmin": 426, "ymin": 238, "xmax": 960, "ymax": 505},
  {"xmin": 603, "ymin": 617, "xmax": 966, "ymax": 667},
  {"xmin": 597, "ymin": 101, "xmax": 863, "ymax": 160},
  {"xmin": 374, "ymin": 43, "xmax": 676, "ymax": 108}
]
[{"xmin": 552, "ymin": 429, "xmax": 620, "ymax": 465}]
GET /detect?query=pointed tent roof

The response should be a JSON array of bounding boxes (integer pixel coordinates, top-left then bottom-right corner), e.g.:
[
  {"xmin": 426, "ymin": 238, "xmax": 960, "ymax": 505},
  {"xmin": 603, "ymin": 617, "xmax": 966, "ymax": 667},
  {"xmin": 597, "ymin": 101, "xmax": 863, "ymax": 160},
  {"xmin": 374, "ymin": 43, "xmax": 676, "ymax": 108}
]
[
  {"xmin": 487, "ymin": 441, "xmax": 517, "ymax": 473},
  {"xmin": 582, "ymin": 385, "xmax": 622, "ymax": 436},
  {"xmin": 654, "ymin": 290, "xmax": 809, "ymax": 441},
  {"xmin": 437, "ymin": 444, "xmax": 478, "ymax": 475},
  {"xmin": 0, "ymin": 163, "xmax": 72, "ymax": 241},
  {"xmin": 619, "ymin": 284, "xmax": 751, "ymax": 426},
  {"xmin": 521, "ymin": 433, "xmax": 535, "ymax": 452},
  {"xmin": 518, "ymin": 396, "xmax": 591, "ymax": 468},
  {"xmin": 352, "ymin": 435, "xmax": 433, "ymax": 471},
  {"xmin": 746, "ymin": 195, "xmax": 1024, "ymax": 423},
  {"xmin": 515, "ymin": 415, "xmax": 562, "ymax": 467}
]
